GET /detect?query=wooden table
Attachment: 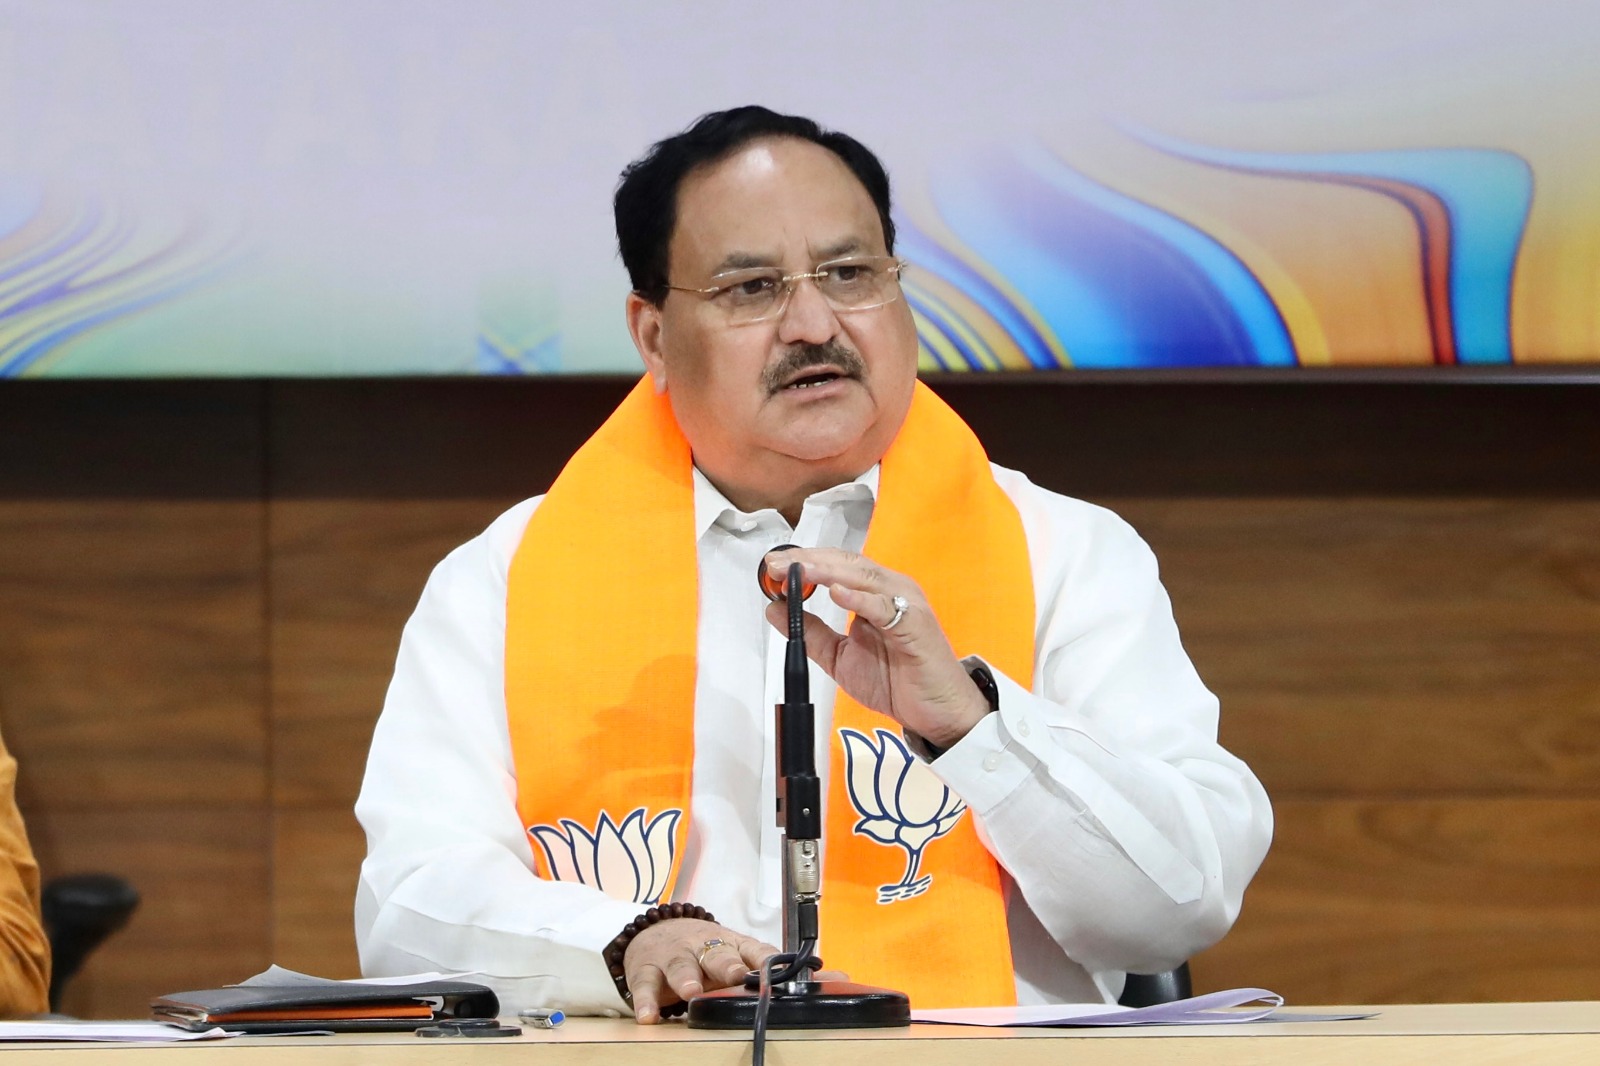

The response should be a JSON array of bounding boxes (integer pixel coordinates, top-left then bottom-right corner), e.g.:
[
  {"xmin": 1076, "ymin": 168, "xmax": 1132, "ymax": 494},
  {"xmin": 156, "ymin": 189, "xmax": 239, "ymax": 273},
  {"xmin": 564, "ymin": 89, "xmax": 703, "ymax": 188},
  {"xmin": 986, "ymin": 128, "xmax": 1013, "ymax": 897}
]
[{"xmin": 7, "ymin": 1003, "xmax": 1599, "ymax": 1065}]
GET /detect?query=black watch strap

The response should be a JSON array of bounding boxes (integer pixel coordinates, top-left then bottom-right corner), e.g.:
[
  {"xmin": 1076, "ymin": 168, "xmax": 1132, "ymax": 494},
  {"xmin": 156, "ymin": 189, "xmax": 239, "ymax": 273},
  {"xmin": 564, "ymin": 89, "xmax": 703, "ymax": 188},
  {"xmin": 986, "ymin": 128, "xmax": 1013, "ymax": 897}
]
[
  {"xmin": 916, "ymin": 659, "xmax": 1000, "ymax": 762},
  {"xmin": 966, "ymin": 659, "xmax": 1000, "ymax": 714}
]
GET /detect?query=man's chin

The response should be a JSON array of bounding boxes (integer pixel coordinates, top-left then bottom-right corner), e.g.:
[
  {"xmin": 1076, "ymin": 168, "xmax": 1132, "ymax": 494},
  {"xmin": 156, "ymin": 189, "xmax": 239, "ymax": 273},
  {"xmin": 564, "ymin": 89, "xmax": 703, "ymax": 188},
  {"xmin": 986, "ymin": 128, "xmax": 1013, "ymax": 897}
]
[
  {"xmin": 769, "ymin": 423, "xmax": 879, "ymax": 467},
  {"xmin": 761, "ymin": 389, "xmax": 899, "ymax": 468}
]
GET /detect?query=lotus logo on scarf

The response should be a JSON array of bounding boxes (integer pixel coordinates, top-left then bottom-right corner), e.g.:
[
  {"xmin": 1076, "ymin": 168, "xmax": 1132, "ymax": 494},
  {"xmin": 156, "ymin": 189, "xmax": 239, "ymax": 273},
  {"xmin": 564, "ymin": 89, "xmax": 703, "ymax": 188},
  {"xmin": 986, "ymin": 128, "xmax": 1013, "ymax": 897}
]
[
  {"xmin": 528, "ymin": 807, "xmax": 682, "ymax": 906},
  {"xmin": 840, "ymin": 727, "xmax": 969, "ymax": 903}
]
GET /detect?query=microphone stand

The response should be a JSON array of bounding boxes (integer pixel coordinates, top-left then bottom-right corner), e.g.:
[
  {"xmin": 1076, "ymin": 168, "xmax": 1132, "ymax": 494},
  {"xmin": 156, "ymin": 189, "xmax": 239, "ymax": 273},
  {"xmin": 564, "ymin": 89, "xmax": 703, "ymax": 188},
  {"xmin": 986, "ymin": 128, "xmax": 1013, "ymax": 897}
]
[{"xmin": 687, "ymin": 559, "xmax": 911, "ymax": 1029}]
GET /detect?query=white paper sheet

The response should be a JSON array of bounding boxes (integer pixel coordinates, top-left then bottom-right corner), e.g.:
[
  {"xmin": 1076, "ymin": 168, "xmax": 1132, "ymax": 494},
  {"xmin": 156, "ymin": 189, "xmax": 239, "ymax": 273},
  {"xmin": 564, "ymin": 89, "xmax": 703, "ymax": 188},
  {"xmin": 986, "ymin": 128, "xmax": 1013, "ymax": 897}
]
[
  {"xmin": 237, "ymin": 965, "xmax": 481, "ymax": 987},
  {"xmin": 0, "ymin": 1021, "xmax": 234, "ymax": 1043},
  {"xmin": 914, "ymin": 988, "xmax": 1288, "ymax": 1027}
]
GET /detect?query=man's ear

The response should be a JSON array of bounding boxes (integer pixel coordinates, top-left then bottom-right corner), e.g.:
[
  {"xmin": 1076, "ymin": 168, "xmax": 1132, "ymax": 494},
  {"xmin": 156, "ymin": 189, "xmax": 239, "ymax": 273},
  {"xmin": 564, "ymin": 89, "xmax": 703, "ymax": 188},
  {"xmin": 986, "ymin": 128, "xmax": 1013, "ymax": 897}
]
[{"xmin": 626, "ymin": 293, "xmax": 669, "ymax": 393}]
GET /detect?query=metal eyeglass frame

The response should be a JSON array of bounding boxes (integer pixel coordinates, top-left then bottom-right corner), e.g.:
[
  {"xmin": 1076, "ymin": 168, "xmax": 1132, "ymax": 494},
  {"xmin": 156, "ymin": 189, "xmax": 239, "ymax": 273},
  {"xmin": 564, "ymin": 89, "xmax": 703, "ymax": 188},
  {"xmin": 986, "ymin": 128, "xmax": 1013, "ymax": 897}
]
[{"xmin": 663, "ymin": 255, "xmax": 909, "ymax": 324}]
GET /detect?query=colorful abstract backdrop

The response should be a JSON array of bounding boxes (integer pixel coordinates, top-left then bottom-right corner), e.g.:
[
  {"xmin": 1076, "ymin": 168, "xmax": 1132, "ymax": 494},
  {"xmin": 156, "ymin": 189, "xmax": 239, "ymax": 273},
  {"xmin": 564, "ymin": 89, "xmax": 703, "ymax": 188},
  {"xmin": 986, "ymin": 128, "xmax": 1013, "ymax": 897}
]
[{"xmin": 1, "ymin": 0, "xmax": 1596, "ymax": 376}]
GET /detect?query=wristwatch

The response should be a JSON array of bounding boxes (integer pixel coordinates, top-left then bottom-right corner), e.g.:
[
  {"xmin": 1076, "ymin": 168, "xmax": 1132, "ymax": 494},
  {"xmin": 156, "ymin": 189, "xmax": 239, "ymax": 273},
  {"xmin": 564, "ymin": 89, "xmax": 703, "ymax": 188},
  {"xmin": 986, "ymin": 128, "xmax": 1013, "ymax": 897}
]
[
  {"xmin": 964, "ymin": 657, "xmax": 1001, "ymax": 714},
  {"xmin": 916, "ymin": 658, "xmax": 1000, "ymax": 761}
]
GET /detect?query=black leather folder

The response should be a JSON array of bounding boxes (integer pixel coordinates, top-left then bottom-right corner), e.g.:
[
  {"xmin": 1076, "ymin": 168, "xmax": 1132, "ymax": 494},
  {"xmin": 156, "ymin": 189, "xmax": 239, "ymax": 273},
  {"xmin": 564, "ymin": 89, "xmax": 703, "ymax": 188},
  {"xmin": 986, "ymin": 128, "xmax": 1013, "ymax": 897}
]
[{"xmin": 151, "ymin": 978, "xmax": 500, "ymax": 1033}]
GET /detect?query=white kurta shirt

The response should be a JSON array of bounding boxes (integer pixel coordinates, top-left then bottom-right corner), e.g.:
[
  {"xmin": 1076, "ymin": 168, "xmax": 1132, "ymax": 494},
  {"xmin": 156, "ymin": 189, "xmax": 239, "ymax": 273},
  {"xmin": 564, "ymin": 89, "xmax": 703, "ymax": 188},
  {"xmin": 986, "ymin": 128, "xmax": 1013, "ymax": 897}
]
[{"xmin": 354, "ymin": 463, "xmax": 1272, "ymax": 1014}]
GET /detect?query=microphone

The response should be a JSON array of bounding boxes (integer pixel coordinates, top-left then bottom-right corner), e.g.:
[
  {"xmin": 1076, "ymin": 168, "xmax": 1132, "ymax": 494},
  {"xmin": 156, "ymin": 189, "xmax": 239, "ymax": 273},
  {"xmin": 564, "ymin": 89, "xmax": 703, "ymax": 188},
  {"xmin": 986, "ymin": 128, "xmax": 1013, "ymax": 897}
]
[
  {"xmin": 755, "ymin": 544, "xmax": 823, "ymax": 973},
  {"xmin": 756, "ymin": 543, "xmax": 817, "ymax": 606},
  {"xmin": 776, "ymin": 559, "xmax": 822, "ymax": 980},
  {"xmin": 686, "ymin": 547, "xmax": 910, "ymax": 1031}
]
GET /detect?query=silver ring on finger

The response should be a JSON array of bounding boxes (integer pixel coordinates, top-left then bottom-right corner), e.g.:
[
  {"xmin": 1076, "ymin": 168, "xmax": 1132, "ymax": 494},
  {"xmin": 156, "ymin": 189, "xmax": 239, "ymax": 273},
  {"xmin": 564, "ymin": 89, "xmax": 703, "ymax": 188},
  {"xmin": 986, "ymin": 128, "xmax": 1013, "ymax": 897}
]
[{"xmin": 881, "ymin": 594, "xmax": 909, "ymax": 631}]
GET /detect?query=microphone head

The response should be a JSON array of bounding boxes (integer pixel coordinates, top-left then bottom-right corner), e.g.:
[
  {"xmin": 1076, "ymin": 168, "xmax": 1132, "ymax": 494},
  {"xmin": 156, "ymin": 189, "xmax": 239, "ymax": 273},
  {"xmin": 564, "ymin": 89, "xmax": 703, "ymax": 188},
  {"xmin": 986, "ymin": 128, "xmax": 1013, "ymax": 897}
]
[{"xmin": 758, "ymin": 543, "xmax": 817, "ymax": 603}]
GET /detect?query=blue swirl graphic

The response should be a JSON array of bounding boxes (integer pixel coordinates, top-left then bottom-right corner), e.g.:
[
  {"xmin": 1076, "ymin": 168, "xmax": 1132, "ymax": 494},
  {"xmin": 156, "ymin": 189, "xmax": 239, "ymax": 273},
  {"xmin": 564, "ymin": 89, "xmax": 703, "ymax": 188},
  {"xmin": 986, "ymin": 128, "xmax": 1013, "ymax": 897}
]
[
  {"xmin": 895, "ymin": 215, "xmax": 1062, "ymax": 369},
  {"xmin": 1135, "ymin": 129, "xmax": 1532, "ymax": 365},
  {"xmin": 932, "ymin": 144, "xmax": 1294, "ymax": 368}
]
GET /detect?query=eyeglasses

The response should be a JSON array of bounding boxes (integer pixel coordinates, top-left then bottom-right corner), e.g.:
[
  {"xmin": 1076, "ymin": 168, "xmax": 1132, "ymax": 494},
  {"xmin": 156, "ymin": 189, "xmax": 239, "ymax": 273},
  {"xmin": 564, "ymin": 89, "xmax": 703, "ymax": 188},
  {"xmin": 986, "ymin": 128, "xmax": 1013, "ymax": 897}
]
[{"xmin": 665, "ymin": 255, "xmax": 908, "ymax": 325}]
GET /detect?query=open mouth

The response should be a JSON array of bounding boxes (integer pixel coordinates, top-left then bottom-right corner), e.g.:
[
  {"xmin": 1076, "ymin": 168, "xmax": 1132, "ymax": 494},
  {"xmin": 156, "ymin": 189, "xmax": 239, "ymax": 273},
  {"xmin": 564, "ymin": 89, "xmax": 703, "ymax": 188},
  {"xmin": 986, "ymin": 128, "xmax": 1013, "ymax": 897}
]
[
  {"xmin": 764, "ymin": 343, "xmax": 867, "ymax": 396},
  {"xmin": 783, "ymin": 369, "xmax": 846, "ymax": 391}
]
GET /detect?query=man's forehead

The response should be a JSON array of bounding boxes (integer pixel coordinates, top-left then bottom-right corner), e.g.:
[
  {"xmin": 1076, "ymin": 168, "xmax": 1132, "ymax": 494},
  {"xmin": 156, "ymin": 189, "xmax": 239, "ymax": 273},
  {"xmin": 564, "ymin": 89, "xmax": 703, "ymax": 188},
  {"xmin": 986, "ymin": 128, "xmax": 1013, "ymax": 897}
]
[{"xmin": 670, "ymin": 139, "xmax": 883, "ymax": 271}]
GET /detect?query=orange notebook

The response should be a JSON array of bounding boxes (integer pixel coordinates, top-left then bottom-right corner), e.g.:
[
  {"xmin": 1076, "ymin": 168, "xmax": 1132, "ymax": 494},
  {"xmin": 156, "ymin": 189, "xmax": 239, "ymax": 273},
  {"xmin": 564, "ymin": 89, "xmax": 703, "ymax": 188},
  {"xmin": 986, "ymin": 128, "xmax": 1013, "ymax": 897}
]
[{"xmin": 151, "ymin": 979, "xmax": 499, "ymax": 1033}]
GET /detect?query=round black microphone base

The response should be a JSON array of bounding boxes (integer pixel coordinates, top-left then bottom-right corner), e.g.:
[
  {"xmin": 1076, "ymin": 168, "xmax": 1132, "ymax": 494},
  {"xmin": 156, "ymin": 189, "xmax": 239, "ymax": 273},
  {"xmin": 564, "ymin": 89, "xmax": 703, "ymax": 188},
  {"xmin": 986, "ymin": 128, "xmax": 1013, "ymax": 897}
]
[{"xmin": 686, "ymin": 980, "xmax": 911, "ymax": 1029}]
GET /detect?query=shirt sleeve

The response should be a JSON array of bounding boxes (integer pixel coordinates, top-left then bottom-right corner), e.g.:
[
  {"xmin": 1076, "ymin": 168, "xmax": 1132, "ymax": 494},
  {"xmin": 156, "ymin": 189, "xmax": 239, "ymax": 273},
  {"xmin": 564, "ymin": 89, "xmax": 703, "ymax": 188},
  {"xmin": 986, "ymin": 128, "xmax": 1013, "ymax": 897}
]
[
  {"xmin": 353, "ymin": 496, "xmax": 640, "ymax": 1016},
  {"xmin": 924, "ymin": 468, "xmax": 1274, "ymax": 977},
  {"xmin": 0, "ymin": 732, "xmax": 49, "ymax": 1018}
]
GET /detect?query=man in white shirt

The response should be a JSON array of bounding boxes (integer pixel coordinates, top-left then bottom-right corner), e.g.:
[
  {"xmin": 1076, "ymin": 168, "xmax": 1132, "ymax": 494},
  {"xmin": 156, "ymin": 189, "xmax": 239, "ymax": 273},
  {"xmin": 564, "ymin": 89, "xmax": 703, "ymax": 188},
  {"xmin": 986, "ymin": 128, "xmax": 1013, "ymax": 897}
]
[{"xmin": 355, "ymin": 106, "xmax": 1272, "ymax": 1022}]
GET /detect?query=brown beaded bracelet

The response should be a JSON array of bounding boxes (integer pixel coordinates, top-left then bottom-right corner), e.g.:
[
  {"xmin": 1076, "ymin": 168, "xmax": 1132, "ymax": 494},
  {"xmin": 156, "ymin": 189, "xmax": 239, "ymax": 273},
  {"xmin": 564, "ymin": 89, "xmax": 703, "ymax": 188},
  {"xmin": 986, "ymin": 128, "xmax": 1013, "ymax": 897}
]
[{"xmin": 602, "ymin": 901, "xmax": 716, "ymax": 1018}]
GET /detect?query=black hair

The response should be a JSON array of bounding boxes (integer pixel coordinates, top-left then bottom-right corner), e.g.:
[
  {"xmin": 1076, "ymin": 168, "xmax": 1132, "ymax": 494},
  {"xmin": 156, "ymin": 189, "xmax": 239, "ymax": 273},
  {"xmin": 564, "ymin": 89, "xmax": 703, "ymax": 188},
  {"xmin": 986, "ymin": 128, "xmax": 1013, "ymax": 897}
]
[{"xmin": 614, "ymin": 105, "xmax": 896, "ymax": 305}]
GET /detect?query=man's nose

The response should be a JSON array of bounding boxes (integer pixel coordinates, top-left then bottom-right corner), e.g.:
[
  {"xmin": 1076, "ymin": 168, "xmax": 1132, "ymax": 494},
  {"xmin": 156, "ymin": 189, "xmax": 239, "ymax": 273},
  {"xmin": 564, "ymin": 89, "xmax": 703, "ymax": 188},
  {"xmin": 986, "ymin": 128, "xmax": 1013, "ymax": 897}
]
[{"xmin": 775, "ymin": 276, "xmax": 840, "ymax": 346}]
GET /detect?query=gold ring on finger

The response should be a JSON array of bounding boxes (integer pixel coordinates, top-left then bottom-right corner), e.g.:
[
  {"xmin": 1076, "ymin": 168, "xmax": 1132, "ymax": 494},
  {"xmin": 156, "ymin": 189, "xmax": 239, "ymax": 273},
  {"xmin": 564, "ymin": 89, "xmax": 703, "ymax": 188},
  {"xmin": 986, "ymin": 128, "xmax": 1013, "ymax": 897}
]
[{"xmin": 696, "ymin": 938, "xmax": 728, "ymax": 967}]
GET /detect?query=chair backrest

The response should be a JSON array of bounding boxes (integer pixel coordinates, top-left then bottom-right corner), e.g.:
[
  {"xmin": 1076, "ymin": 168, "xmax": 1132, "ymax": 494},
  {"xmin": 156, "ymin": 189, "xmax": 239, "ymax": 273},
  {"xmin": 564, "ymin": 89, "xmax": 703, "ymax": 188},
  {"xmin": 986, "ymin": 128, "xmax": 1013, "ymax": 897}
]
[
  {"xmin": 41, "ymin": 873, "xmax": 140, "ymax": 1013},
  {"xmin": 1117, "ymin": 963, "xmax": 1193, "ymax": 1008}
]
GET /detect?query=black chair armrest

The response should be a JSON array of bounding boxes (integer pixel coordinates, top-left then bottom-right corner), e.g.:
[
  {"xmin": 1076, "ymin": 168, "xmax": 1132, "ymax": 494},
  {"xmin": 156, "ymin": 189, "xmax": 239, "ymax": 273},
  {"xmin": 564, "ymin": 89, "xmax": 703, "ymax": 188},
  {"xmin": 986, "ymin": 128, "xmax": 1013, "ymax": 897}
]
[{"xmin": 41, "ymin": 873, "xmax": 140, "ymax": 1013}]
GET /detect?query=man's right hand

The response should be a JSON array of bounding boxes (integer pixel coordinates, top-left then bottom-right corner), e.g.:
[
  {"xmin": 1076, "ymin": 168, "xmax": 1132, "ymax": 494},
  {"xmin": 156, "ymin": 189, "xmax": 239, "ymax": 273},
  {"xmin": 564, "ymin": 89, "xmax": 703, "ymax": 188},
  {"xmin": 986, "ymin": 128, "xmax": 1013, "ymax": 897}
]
[{"xmin": 623, "ymin": 918, "xmax": 780, "ymax": 1023}]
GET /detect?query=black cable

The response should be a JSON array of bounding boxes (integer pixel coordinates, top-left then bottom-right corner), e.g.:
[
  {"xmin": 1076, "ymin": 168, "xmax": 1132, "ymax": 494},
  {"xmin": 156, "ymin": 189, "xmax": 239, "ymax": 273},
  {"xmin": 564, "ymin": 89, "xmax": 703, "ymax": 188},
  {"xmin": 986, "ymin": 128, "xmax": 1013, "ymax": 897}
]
[
  {"xmin": 751, "ymin": 940, "xmax": 819, "ymax": 1066},
  {"xmin": 752, "ymin": 950, "xmax": 774, "ymax": 1066},
  {"xmin": 769, "ymin": 947, "xmax": 821, "ymax": 986}
]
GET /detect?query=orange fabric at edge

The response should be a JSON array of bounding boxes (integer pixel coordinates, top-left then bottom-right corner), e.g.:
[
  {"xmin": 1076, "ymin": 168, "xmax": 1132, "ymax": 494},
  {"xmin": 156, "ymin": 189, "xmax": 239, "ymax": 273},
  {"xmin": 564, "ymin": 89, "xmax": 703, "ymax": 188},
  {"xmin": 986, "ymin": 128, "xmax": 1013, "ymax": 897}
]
[{"xmin": 0, "ymin": 727, "xmax": 50, "ymax": 1018}]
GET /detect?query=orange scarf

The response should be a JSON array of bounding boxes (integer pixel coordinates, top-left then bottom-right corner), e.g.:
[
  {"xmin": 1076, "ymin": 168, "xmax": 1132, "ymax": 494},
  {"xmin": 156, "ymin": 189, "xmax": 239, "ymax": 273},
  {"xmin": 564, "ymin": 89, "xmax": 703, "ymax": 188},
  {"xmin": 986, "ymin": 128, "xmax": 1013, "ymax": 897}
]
[{"xmin": 505, "ymin": 376, "xmax": 1034, "ymax": 1008}]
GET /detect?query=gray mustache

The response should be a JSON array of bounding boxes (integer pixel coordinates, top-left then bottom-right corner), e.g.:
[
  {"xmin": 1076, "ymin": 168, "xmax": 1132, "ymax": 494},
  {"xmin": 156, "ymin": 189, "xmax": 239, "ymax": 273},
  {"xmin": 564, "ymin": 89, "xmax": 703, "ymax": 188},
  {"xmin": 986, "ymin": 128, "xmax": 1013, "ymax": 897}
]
[{"xmin": 764, "ymin": 343, "xmax": 866, "ymax": 395}]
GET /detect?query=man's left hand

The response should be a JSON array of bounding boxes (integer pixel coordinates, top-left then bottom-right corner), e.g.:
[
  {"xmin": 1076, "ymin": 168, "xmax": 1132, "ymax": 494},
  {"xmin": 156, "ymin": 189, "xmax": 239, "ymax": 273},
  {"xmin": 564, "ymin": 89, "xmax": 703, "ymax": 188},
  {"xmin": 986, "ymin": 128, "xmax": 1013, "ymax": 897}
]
[{"xmin": 763, "ymin": 548, "xmax": 990, "ymax": 751}]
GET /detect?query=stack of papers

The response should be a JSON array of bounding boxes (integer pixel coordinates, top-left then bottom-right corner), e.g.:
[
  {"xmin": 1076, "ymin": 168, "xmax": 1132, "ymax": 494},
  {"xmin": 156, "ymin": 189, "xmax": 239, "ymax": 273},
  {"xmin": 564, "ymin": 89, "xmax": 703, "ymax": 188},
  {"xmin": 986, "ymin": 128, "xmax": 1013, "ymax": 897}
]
[
  {"xmin": 913, "ymin": 988, "xmax": 1375, "ymax": 1027},
  {"xmin": 0, "ymin": 1022, "xmax": 233, "ymax": 1043}
]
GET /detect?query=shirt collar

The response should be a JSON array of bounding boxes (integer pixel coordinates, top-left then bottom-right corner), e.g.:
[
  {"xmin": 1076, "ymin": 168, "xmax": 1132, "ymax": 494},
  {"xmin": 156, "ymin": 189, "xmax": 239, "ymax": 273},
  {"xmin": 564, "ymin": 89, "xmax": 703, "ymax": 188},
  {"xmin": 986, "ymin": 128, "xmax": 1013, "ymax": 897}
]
[{"xmin": 692, "ymin": 465, "xmax": 880, "ymax": 541}]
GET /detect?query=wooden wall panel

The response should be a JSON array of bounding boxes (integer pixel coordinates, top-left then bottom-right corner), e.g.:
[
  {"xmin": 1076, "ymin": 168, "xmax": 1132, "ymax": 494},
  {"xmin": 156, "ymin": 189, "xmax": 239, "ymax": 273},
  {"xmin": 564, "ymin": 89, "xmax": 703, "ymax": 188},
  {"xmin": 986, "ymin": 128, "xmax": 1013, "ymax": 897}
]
[
  {"xmin": 268, "ymin": 499, "xmax": 512, "ymax": 808},
  {"xmin": 1112, "ymin": 498, "xmax": 1600, "ymax": 798},
  {"xmin": 272, "ymin": 808, "xmax": 366, "ymax": 981},
  {"xmin": 934, "ymin": 377, "xmax": 1600, "ymax": 498},
  {"xmin": 264, "ymin": 380, "xmax": 625, "ymax": 500},
  {"xmin": 1117, "ymin": 494, "xmax": 1600, "ymax": 1003},
  {"xmin": 28, "ymin": 806, "xmax": 271, "ymax": 1020},
  {"xmin": 1193, "ymin": 799, "xmax": 1600, "ymax": 1003},
  {"xmin": 0, "ymin": 501, "xmax": 268, "ymax": 809}
]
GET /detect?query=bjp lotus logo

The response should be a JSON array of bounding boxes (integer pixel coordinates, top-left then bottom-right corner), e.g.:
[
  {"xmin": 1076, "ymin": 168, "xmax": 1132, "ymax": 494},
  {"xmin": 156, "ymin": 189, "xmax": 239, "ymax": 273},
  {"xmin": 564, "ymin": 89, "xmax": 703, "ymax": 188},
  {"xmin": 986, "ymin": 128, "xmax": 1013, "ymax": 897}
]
[
  {"xmin": 840, "ymin": 728, "xmax": 969, "ymax": 903},
  {"xmin": 528, "ymin": 807, "xmax": 682, "ymax": 906}
]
